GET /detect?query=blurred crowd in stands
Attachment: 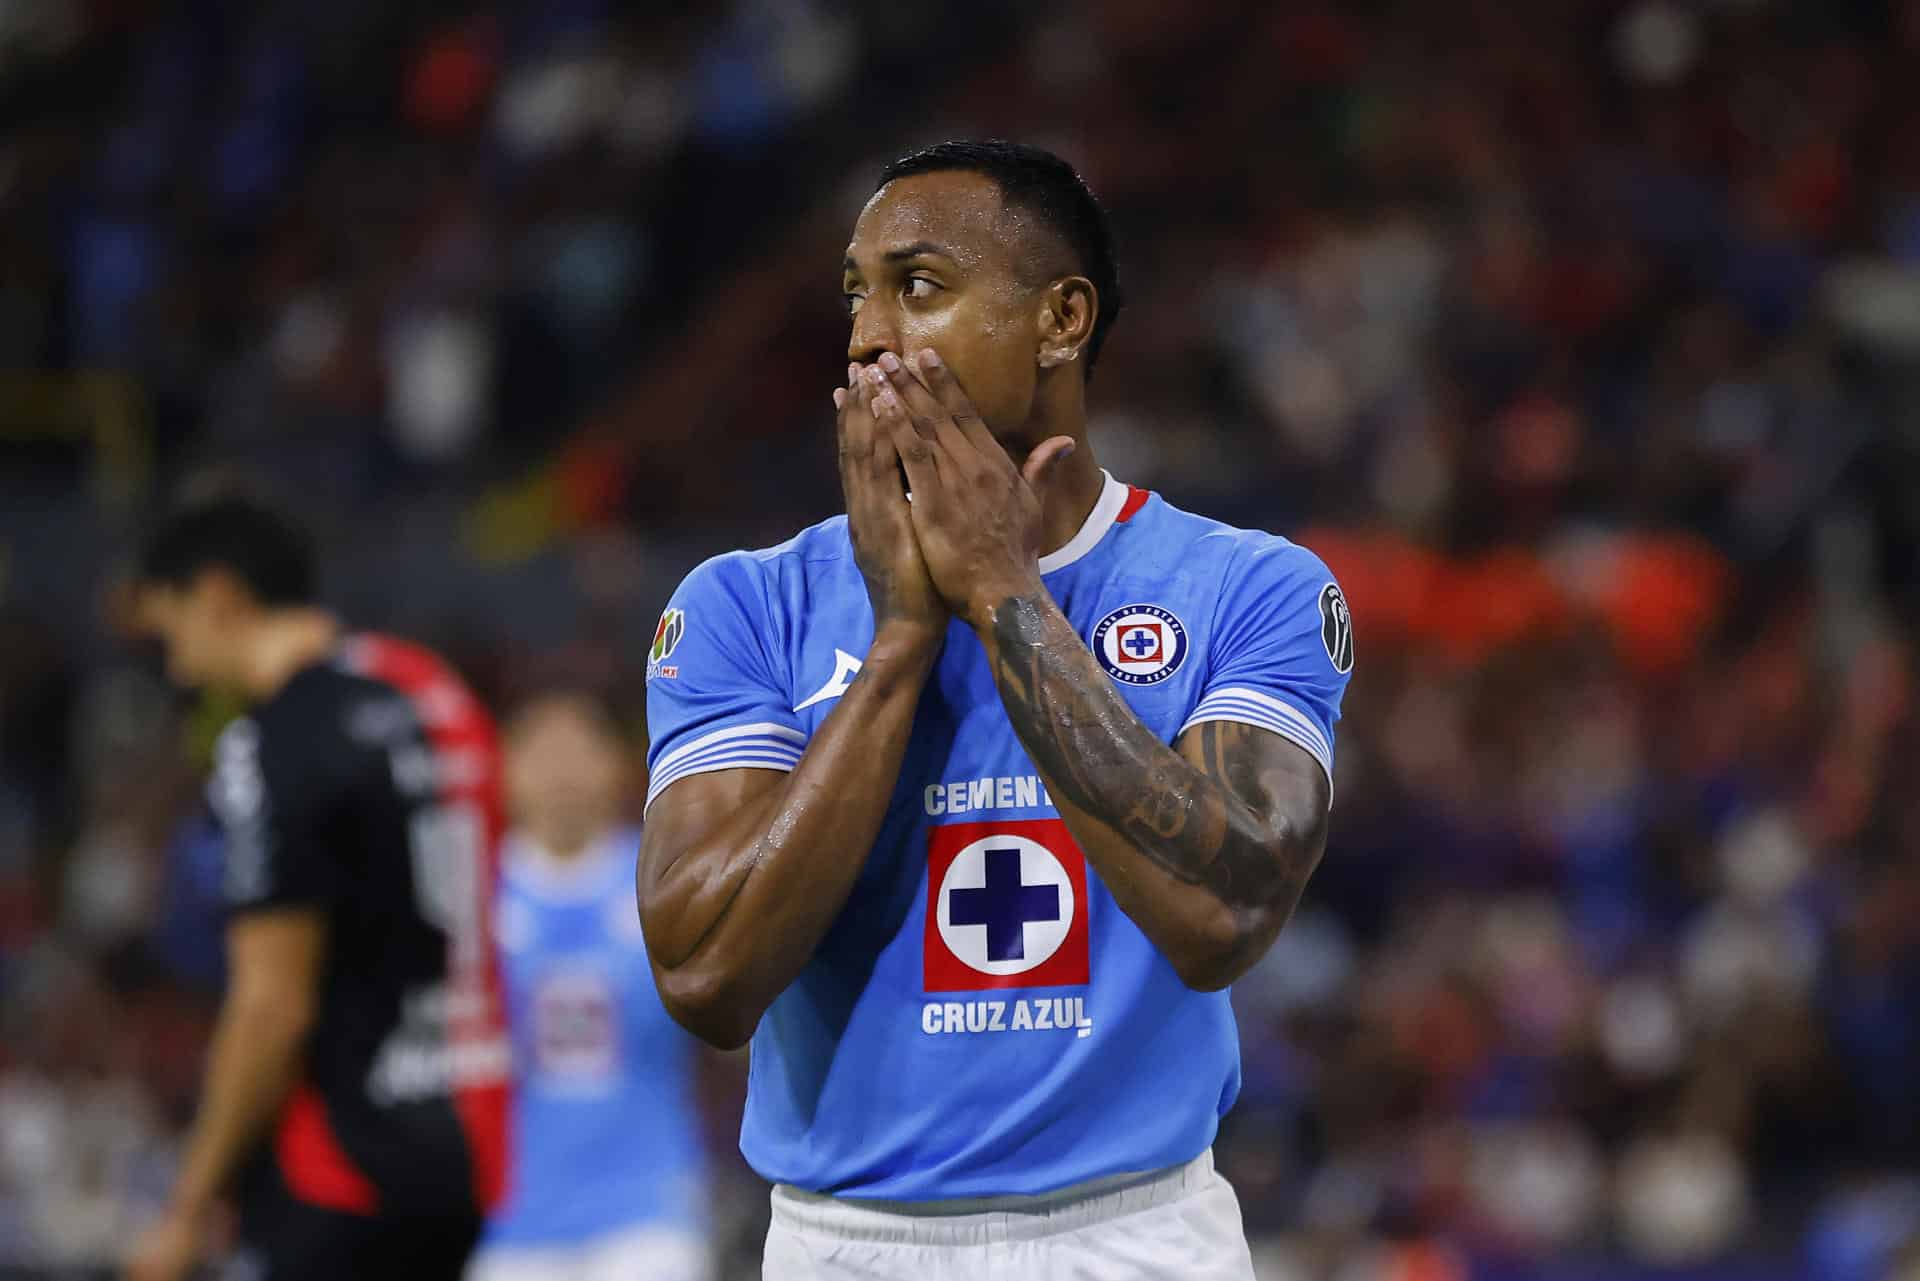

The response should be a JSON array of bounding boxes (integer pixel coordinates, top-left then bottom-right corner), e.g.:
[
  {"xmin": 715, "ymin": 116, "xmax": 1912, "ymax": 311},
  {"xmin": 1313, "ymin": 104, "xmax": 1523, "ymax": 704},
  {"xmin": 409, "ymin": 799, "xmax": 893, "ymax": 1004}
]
[{"xmin": 3, "ymin": 0, "xmax": 1919, "ymax": 1278}]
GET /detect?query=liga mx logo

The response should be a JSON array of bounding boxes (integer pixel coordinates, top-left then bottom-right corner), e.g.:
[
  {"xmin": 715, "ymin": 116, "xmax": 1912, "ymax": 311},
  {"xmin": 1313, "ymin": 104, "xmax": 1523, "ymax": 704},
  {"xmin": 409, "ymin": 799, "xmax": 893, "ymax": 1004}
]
[
  {"xmin": 924, "ymin": 819, "xmax": 1090, "ymax": 992},
  {"xmin": 646, "ymin": 607, "xmax": 684, "ymax": 682},
  {"xmin": 1090, "ymin": 603, "xmax": 1189, "ymax": 686}
]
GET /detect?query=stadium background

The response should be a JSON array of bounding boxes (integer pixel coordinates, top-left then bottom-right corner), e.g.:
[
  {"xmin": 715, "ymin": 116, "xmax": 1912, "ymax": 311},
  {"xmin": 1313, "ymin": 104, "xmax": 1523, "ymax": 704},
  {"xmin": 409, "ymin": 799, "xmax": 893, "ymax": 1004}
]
[{"xmin": 3, "ymin": 0, "xmax": 1919, "ymax": 1277}]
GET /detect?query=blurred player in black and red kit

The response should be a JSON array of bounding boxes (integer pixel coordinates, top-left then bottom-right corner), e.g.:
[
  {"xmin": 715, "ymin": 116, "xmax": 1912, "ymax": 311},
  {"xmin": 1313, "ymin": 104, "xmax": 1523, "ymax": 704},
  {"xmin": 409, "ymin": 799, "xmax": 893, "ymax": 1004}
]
[{"xmin": 123, "ymin": 493, "xmax": 511, "ymax": 1281}]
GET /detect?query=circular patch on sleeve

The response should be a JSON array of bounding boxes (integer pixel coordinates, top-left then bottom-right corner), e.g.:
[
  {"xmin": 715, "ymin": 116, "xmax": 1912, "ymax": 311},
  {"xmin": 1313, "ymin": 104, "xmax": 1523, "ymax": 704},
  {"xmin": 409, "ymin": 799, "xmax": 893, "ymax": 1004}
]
[{"xmin": 1090, "ymin": 604, "xmax": 1190, "ymax": 686}]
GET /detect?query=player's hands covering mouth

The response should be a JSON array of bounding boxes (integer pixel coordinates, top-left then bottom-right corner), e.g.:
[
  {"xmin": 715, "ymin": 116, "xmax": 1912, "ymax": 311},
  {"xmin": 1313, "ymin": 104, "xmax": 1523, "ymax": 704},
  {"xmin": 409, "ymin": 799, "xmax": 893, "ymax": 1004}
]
[
  {"xmin": 836, "ymin": 360, "xmax": 948, "ymax": 638},
  {"xmin": 864, "ymin": 348, "xmax": 1077, "ymax": 629}
]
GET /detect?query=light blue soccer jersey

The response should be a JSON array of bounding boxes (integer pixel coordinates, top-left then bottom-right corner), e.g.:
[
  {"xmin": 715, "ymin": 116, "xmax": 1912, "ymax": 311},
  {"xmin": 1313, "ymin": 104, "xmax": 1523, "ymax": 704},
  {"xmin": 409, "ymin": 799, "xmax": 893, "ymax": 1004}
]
[
  {"xmin": 644, "ymin": 472, "xmax": 1352, "ymax": 1201},
  {"xmin": 483, "ymin": 829, "xmax": 707, "ymax": 1247}
]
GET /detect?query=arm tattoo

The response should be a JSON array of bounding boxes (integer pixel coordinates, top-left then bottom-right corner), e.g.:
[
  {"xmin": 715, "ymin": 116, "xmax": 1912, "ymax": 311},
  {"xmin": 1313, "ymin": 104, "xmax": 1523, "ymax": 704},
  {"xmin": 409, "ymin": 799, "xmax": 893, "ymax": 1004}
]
[{"xmin": 989, "ymin": 593, "xmax": 1322, "ymax": 914}]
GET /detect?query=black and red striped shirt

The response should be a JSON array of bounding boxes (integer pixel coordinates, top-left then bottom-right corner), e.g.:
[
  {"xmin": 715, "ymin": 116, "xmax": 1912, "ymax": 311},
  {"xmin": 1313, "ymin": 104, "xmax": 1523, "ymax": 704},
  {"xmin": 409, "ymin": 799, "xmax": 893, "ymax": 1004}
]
[{"xmin": 207, "ymin": 634, "xmax": 509, "ymax": 1219}]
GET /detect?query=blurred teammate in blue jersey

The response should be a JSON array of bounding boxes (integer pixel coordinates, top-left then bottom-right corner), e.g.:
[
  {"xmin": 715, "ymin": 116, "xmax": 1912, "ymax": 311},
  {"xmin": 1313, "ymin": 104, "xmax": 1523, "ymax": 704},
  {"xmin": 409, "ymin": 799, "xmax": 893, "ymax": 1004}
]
[
  {"xmin": 469, "ymin": 692, "xmax": 710, "ymax": 1281},
  {"xmin": 640, "ymin": 140, "xmax": 1355, "ymax": 1280}
]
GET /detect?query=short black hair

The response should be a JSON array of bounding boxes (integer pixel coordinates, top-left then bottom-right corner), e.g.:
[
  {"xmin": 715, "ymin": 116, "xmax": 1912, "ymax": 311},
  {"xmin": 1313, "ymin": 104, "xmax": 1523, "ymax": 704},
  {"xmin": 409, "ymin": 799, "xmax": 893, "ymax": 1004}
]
[
  {"xmin": 139, "ymin": 493, "xmax": 317, "ymax": 607},
  {"xmin": 877, "ymin": 140, "xmax": 1123, "ymax": 375}
]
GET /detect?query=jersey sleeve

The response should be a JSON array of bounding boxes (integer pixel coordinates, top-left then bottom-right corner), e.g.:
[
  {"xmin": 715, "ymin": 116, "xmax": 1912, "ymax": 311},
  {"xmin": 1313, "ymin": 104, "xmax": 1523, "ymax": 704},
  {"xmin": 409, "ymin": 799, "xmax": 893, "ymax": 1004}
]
[
  {"xmin": 1177, "ymin": 538, "xmax": 1354, "ymax": 795},
  {"xmin": 643, "ymin": 552, "xmax": 806, "ymax": 814},
  {"xmin": 208, "ymin": 713, "xmax": 347, "ymax": 912}
]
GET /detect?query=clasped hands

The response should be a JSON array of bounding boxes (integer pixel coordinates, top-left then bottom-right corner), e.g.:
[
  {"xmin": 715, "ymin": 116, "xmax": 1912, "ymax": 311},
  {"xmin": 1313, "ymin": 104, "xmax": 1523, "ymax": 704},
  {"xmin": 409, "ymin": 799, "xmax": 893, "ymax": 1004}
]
[{"xmin": 834, "ymin": 348, "xmax": 1075, "ymax": 636}]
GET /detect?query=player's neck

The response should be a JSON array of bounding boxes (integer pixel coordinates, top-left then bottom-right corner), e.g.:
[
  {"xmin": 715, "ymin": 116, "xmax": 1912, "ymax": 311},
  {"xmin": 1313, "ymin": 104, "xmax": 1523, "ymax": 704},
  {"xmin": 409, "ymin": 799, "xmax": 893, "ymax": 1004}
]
[
  {"xmin": 1034, "ymin": 439, "xmax": 1107, "ymax": 562},
  {"xmin": 239, "ymin": 609, "xmax": 341, "ymax": 700}
]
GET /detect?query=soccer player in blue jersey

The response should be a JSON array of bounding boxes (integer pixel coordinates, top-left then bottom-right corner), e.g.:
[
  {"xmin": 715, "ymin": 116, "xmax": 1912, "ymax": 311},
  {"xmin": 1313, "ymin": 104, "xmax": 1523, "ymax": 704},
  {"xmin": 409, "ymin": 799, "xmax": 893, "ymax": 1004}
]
[
  {"xmin": 638, "ymin": 140, "xmax": 1354, "ymax": 1279},
  {"xmin": 469, "ymin": 692, "xmax": 710, "ymax": 1281}
]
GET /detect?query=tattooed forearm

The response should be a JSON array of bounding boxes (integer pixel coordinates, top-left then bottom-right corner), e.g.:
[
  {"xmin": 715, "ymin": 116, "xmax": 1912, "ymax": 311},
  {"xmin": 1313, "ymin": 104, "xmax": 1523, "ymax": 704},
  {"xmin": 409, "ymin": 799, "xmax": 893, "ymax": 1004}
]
[{"xmin": 987, "ymin": 593, "xmax": 1324, "ymax": 916}]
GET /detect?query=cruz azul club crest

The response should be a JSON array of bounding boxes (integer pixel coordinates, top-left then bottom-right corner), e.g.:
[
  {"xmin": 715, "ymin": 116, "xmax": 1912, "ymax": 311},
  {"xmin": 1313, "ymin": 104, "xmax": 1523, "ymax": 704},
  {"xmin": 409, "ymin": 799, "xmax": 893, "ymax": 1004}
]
[
  {"xmin": 1090, "ymin": 603, "xmax": 1189, "ymax": 686},
  {"xmin": 924, "ymin": 819, "xmax": 1090, "ymax": 993}
]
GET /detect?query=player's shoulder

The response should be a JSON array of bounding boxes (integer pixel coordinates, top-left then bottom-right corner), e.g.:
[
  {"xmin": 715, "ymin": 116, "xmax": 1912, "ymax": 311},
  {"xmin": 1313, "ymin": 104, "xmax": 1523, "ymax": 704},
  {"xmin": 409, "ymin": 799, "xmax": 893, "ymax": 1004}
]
[
  {"xmin": 1132, "ymin": 491, "xmax": 1337, "ymax": 591},
  {"xmin": 333, "ymin": 633, "xmax": 493, "ymax": 744},
  {"xmin": 244, "ymin": 659, "xmax": 356, "ymax": 750},
  {"xmin": 334, "ymin": 633, "xmax": 483, "ymax": 706},
  {"xmin": 669, "ymin": 515, "xmax": 855, "ymax": 615},
  {"xmin": 214, "ymin": 665, "xmax": 362, "ymax": 803},
  {"xmin": 1138, "ymin": 495, "xmax": 1353, "ymax": 673}
]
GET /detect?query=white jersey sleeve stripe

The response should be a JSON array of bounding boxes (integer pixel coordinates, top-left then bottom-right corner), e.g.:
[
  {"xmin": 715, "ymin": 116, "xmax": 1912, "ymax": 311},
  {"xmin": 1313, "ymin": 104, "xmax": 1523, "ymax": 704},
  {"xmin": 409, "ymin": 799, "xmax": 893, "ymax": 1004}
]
[
  {"xmin": 650, "ymin": 721, "xmax": 807, "ymax": 776},
  {"xmin": 1178, "ymin": 687, "xmax": 1333, "ymax": 792},
  {"xmin": 649, "ymin": 745, "xmax": 803, "ymax": 797},
  {"xmin": 656, "ymin": 736, "xmax": 806, "ymax": 775},
  {"xmin": 645, "ymin": 723, "xmax": 808, "ymax": 812},
  {"xmin": 1182, "ymin": 686, "xmax": 1332, "ymax": 763},
  {"xmin": 645, "ymin": 746, "xmax": 804, "ymax": 813},
  {"xmin": 1185, "ymin": 698, "xmax": 1331, "ymax": 777}
]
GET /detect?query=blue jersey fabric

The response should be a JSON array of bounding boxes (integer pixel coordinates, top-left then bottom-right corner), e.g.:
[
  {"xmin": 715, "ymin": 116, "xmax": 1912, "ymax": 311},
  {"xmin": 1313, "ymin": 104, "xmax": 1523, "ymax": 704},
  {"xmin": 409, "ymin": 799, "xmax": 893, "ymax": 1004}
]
[
  {"xmin": 483, "ymin": 828, "xmax": 707, "ymax": 1247},
  {"xmin": 643, "ymin": 473, "xmax": 1352, "ymax": 1200}
]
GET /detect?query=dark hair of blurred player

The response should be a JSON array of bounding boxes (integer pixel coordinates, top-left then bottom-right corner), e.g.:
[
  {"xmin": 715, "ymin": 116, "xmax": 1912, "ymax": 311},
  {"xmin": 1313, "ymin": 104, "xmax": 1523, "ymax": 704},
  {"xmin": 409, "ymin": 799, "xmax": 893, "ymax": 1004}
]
[
  {"xmin": 136, "ymin": 492, "xmax": 323, "ymax": 691},
  {"xmin": 126, "ymin": 492, "xmax": 510, "ymax": 1281}
]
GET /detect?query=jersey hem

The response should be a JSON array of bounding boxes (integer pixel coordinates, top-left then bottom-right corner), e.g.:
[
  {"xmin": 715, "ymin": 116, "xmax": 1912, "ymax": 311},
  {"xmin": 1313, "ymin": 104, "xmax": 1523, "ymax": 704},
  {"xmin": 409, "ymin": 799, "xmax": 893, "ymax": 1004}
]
[{"xmin": 768, "ymin": 1149, "xmax": 1220, "ymax": 1245}]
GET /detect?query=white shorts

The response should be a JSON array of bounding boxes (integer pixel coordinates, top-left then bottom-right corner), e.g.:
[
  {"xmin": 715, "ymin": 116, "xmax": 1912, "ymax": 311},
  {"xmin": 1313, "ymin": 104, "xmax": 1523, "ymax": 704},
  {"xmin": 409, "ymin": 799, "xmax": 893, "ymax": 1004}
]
[
  {"xmin": 466, "ymin": 1222, "xmax": 712, "ymax": 1281},
  {"xmin": 763, "ymin": 1150, "xmax": 1255, "ymax": 1281}
]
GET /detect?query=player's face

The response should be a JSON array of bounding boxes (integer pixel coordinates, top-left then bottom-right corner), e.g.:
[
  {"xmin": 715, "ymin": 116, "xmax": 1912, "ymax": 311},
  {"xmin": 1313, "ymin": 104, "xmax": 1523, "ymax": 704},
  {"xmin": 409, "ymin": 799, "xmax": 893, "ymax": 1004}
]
[
  {"xmin": 506, "ymin": 699, "xmax": 624, "ymax": 853},
  {"xmin": 842, "ymin": 171, "xmax": 1047, "ymax": 440},
  {"xmin": 137, "ymin": 575, "xmax": 239, "ymax": 689}
]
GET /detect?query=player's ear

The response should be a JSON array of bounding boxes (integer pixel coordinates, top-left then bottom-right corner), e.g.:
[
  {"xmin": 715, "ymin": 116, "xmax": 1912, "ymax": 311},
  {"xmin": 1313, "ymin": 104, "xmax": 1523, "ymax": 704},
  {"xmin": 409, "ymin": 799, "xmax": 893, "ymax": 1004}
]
[{"xmin": 1036, "ymin": 276, "xmax": 1096, "ymax": 370}]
